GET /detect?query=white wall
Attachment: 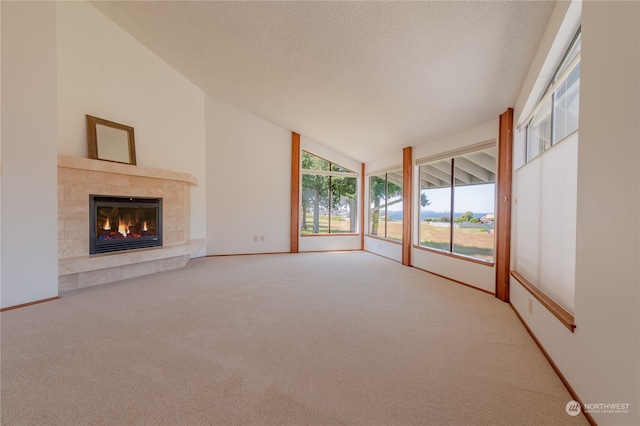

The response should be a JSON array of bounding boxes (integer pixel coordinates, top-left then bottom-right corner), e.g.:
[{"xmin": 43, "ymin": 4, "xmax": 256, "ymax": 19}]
[
  {"xmin": 364, "ymin": 238, "xmax": 402, "ymax": 263},
  {"xmin": 412, "ymin": 119, "xmax": 498, "ymax": 162},
  {"xmin": 302, "ymin": 136, "xmax": 362, "ymax": 174},
  {"xmin": 1, "ymin": 2, "xmax": 59, "ymax": 308},
  {"xmin": 302, "ymin": 235, "xmax": 361, "ymax": 253},
  {"xmin": 0, "ymin": 2, "xmax": 3, "ymax": 304},
  {"xmin": 56, "ymin": 1, "xmax": 207, "ymax": 256},
  {"xmin": 365, "ymin": 151, "xmax": 403, "ymax": 180},
  {"xmin": 510, "ymin": 2, "xmax": 639, "ymax": 425},
  {"xmin": 205, "ymin": 96, "xmax": 291, "ymax": 255},
  {"xmin": 299, "ymin": 136, "xmax": 362, "ymax": 252}
]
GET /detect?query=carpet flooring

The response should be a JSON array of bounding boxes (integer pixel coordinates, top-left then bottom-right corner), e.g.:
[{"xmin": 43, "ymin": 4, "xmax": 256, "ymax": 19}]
[{"xmin": 1, "ymin": 252, "xmax": 588, "ymax": 425}]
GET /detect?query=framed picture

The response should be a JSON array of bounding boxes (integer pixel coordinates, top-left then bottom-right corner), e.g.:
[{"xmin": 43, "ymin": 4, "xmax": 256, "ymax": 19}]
[{"xmin": 86, "ymin": 115, "xmax": 137, "ymax": 165}]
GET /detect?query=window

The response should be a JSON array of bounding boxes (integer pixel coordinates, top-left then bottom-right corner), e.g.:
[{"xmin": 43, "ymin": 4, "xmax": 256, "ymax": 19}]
[
  {"xmin": 368, "ymin": 170, "xmax": 403, "ymax": 241},
  {"xmin": 526, "ymin": 29, "xmax": 581, "ymax": 162},
  {"xmin": 513, "ymin": 27, "xmax": 581, "ymax": 322},
  {"xmin": 418, "ymin": 159, "xmax": 452, "ymax": 251},
  {"xmin": 418, "ymin": 146, "xmax": 496, "ymax": 262},
  {"xmin": 301, "ymin": 151, "xmax": 358, "ymax": 234}
]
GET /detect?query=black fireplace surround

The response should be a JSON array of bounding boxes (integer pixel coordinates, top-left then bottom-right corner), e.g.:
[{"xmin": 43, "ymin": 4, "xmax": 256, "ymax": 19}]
[{"xmin": 90, "ymin": 195, "xmax": 162, "ymax": 254}]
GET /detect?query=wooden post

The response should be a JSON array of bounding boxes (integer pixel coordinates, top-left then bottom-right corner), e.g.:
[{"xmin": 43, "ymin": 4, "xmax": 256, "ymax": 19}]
[
  {"xmin": 495, "ymin": 109, "xmax": 513, "ymax": 301},
  {"xmin": 360, "ymin": 163, "xmax": 366, "ymax": 250},
  {"xmin": 402, "ymin": 147, "xmax": 413, "ymax": 266},
  {"xmin": 290, "ymin": 132, "xmax": 301, "ymax": 253}
]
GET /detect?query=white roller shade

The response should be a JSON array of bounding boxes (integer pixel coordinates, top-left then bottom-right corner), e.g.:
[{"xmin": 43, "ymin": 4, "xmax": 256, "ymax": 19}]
[{"xmin": 513, "ymin": 133, "xmax": 578, "ymax": 313}]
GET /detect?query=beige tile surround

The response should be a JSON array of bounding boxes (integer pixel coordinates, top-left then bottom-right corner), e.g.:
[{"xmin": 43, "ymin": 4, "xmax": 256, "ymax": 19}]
[{"xmin": 58, "ymin": 155, "xmax": 203, "ymax": 292}]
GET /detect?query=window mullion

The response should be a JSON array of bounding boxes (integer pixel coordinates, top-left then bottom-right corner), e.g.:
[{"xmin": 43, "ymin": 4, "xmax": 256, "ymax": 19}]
[
  {"xmin": 384, "ymin": 174, "xmax": 389, "ymax": 239},
  {"xmin": 328, "ymin": 175, "xmax": 332, "ymax": 233},
  {"xmin": 550, "ymin": 91, "xmax": 556, "ymax": 148},
  {"xmin": 449, "ymin": 159, "xmax": 455, "ymax": 253}
]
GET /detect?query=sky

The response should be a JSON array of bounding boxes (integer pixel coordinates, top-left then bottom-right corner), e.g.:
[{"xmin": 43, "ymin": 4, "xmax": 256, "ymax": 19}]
[{"xmin": 386, "ymin": 183, "xmax": 495, "ymax": 214}]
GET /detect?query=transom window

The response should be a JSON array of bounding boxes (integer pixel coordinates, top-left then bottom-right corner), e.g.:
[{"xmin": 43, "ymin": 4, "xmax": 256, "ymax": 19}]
[
  {"xmin": 301, "ymin": 151, "xmax": 358, "ymax": 234},
  {"xmin": 526, "ymin": 29, "xmax": 581, "ymax": 162}
]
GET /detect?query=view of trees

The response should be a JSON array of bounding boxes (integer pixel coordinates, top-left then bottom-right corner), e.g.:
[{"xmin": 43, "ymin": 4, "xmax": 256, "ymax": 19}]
[
  {"xmin": 301, "ymin": 149, "xmax": 494, "ymax": 261},
  {"xmin": 369, "ymin": 175, "xmax": 402, "ymax": 237},
  {"xmin": 454, "ymin": 211, "xmax": 480, "ymax": 223},
  {"xmin": 369, "ymin": 174, "xmax": 430, "ymax": 238},
  {"xmin": 301, "ymin": 151, "xmax": 357, "ymax": 234}
]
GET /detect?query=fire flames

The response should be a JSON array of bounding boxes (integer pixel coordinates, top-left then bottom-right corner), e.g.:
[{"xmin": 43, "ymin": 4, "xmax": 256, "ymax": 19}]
[
  {"xmin": 97, "ymin": 210, "xmax": 154, "ymax": 241},
  {"xmin": 118, "ymin": 218, "xmax": 129, "ymax": 238}
]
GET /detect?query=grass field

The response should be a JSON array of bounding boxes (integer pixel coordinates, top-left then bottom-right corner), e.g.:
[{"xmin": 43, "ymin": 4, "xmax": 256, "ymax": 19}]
[
  {"xmin": 300, "ymin": 214, "xmax": 354, "ymax": 234},
  {"xmin": 369, "ymin": 220, "xmax": 402, "ymax": 241},
  {"xmin": 419, "ymin": 222, "xmax": 494, "ymax": 261},
  {"xmin": 301, "ymin": 215, "xmax": 494, "ymax": 261}
]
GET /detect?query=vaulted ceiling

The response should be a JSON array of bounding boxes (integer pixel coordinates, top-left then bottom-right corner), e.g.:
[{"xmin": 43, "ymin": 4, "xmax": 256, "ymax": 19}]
[{"xmin": 90, "ymin": 1, "xmax": 555, "ymax": 163}]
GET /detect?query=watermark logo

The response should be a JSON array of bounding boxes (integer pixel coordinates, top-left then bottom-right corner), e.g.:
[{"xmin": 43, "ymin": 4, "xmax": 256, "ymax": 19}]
[
  {"xmin": 583, "ymin": 402, "xmax": 630, "ymax": 414},
  {"xmin": 566, "ymin": 400, "xmax": 582, "ymax": 416},
  {"xmin": 566, "ymin": 400, "xmax": 631, "ymax": 416}
]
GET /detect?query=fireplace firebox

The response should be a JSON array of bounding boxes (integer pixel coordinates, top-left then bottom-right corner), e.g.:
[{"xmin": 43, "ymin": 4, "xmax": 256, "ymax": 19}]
[{"xmin": 90, "ymin": 195, "xmax": 162, "ymax": 254}]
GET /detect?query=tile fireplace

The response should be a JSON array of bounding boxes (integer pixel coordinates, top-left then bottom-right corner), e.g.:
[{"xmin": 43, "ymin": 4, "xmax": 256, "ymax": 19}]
[{"xmin": 58, "ymin": 155, "xmax": 203, "ymax": 292}]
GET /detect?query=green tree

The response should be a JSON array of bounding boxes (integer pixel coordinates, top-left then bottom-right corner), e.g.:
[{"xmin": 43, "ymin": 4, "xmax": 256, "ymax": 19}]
[
  {"xmin": 302, "ymin": 152, "xmax": 358, "ymax": 233},
  {"xmin": 331, "ymin": 176, "xmax": 358, "ymax": 232},
  {"xmin": 369, "ymin": 176, "xmax": 402, "ymax": 236},
  {"xmin": 369, "ymin": 180, "xmax": 431, "ymax": 236},
  {"xmin": 421, "ymin": 192, "xmax": 431, "ymax": 208},
  {"xmin": 456, "ymin": 211, "xmax": 474, "ymax": 223},
  {"xmin": 301, "ymin": 152, "xmax": 330, "ymax": 233}
]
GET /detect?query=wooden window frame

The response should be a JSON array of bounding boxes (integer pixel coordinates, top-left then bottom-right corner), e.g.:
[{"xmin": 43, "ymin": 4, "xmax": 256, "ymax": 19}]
[
  {"xmin": 402, "ymin": 147, "xmax": 412, "ymax": 266},
  {"xmin": 495, "ymin": 109, "xmax": 513, "ymax": 301},
  {"xmin": 290, "ymin": 132, "xmax": 300, "ymax": 253}
]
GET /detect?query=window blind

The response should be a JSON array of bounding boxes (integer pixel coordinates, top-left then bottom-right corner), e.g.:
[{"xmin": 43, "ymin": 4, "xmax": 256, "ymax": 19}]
[{"xmin": 513, "ymin": 133, "xmax": 578, "ymax": 313}]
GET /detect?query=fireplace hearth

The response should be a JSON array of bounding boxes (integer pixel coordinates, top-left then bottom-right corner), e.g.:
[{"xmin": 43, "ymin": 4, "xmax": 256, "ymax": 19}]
[{"xmin": 90, "ymin": 195, "xmax": 162, "ymax": 254}]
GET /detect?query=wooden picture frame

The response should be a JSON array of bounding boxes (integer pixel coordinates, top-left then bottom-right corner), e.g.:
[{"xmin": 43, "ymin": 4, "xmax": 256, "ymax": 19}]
[{"xmin": 86, "ymin": 115, "xmax": 137, "ymax": 165}]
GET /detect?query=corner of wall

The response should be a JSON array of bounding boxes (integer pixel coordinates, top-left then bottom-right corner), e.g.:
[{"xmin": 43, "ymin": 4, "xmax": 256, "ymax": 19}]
[{"xmin": 1, "ymin": 1, "xmax": 59, "ymax": 308}]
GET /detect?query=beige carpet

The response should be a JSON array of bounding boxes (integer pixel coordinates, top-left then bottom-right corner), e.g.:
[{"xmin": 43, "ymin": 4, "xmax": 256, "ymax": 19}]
[{"xmin": 1, "ymin": 252, "xmax": 587, "ymax": 425}]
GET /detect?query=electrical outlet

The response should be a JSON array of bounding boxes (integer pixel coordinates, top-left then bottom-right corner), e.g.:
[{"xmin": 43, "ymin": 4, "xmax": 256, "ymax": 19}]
[
  {"xmin": 260, "ymin": 235, "xmax": 264, "ymax": 242},
  {"xmin": 253, "ymin": 235, "xmax": 258, "ymax": 242}
]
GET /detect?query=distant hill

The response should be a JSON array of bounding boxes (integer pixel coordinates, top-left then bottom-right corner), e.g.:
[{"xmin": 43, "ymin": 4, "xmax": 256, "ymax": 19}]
[{"xmin": 385, "ymin": 211, "xmax": 492, "ymax": 221}]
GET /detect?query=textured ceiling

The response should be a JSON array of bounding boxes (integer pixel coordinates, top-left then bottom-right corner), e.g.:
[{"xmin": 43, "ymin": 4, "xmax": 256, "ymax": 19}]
[{"xmin": 90, "ymin": 1, "xmax": 555, "ymax": 163}]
